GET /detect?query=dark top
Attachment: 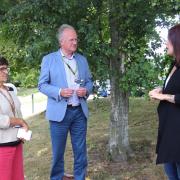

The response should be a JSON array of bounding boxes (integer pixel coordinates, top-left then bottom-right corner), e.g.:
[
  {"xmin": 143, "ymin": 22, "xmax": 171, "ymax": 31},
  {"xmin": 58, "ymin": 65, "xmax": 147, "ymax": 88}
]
[{"xmin": 156, "ymin": 61, "xmax": 180, "ymax": 164}]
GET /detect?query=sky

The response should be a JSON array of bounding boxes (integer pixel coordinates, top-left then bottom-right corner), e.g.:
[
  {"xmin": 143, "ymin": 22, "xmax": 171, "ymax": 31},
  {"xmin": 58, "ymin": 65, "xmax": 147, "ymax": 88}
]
[
  {"xmin": 155, "ymin": 15, "xmax": 179, "ymax": 54},
  {"xmin": 155, "ymin": 27, "xmax": 168, "ymax": 54}
]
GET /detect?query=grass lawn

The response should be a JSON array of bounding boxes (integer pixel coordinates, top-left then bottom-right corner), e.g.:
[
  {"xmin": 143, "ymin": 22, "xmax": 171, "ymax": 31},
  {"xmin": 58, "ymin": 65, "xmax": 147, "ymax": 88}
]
[{"xmin": 24, "ymin": 98, "xmax": 166, "ymax": 180}]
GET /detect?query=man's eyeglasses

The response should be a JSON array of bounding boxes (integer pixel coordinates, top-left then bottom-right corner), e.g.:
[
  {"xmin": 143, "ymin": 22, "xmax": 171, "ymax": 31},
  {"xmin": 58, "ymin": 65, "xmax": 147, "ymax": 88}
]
[
  {"xmin": 0, "ymin": 67, "xmax": 10, "ymax": 73},
  {"xmin": 69, "ymin": 38, "xmax": 78, "ymax": 43}
]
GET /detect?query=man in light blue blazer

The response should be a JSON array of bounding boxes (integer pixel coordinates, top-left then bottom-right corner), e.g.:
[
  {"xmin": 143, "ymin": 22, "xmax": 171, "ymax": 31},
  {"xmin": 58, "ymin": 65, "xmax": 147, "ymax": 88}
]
[{"xmin": 38, "ymin": 24, "xmax": 93, "ymax": 180}]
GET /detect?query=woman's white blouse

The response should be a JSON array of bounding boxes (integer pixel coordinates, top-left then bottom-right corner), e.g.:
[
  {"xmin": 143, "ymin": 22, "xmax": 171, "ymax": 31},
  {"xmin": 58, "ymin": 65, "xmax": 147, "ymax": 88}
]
[
  {"xmin": 0, "ymin": 85, "xmax": 22, "ymax": 143},
  {"xmin": 165, "ymin": 75, "xmax": 171, "ymax": 88}
]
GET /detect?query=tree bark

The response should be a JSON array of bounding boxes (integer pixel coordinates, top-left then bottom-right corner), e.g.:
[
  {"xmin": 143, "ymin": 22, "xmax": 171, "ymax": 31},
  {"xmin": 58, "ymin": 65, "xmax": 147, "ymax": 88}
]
[
  {"xmin": 109, "ymin": 62, "xmax": 130, "ymax": 161},
  {"xmin": 108, "ymin": 0, "xmax": 131, "ymax": 161}
]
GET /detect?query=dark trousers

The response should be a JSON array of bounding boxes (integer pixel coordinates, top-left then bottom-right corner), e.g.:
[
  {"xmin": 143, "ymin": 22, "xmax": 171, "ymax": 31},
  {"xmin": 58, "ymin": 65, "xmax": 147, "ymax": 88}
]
[
  {"xmin": 164, "ymin": 163, "xmax": 180, "ymax": 180},
  {"xmin": 49, "ymin": 106, "xmax": 87, "ymax": 180}
]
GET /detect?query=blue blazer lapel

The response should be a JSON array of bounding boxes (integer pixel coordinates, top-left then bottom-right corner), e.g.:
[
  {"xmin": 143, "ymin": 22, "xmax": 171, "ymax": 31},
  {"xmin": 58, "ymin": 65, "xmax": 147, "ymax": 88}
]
[
  {"xmin": 56, "ymin": 50, "xmax": 68, "ymax": 87},
  {"xmin": 75, "ymin": 54, "xmax": 83, "ymax": 81}
]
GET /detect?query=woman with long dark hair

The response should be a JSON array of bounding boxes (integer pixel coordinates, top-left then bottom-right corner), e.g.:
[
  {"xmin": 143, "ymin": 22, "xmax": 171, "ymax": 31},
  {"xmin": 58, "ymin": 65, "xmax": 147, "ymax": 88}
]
[{"xmin": 149, "ymin": 24, "xmax": 180, "ymax": 179}]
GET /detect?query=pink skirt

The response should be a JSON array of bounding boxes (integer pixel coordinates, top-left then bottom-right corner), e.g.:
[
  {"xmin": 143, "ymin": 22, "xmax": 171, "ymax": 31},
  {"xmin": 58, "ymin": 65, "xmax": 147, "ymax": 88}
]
[{"xmin": 0, "ymin": 143, "xmax": 24, "ymax": 180}]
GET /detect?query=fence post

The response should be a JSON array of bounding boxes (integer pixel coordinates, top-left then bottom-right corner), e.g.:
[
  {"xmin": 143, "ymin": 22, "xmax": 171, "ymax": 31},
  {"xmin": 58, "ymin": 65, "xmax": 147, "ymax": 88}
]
[{"xmin": 32, "ymin": 93, "xmax": 34, "ymax": 113}]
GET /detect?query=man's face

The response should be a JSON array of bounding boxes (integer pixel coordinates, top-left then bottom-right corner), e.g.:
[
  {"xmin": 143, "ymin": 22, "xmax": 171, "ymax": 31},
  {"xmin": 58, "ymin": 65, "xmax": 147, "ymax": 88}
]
[
  {"xmin": 0, "ymin": 65, "xmax": 9, "ymax": 83},
  {"xmin": 60, "ymin": 28, "xmax": 78, "ymax": 54}
]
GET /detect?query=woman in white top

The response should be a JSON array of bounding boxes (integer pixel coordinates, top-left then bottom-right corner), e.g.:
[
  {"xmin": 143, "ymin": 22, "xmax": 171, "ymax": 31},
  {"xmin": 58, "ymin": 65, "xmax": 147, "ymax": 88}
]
[{"xmin": 0, "ymin": 56, "xmax": 29, "ymax": 180}]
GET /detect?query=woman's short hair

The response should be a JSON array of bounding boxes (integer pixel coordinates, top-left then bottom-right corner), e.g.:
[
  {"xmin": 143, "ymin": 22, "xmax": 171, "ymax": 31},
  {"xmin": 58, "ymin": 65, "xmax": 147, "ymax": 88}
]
[
  {"xmin": 0, "ymin": 56, "xmax": 8, "ymax": 66},
  {"xmin": 168, "ymin": 24, "xmax": 180, "ymax": 65},
  {"xmin": 56, "ymin": 24, "xmax": 75, "ymax": 43}
]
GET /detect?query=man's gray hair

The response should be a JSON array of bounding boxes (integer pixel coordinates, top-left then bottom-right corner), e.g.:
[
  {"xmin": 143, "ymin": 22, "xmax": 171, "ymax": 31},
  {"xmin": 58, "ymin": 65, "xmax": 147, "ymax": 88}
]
[{"xmin": 57, "ymin": 24, "xmax": 75, "ymax": 43}]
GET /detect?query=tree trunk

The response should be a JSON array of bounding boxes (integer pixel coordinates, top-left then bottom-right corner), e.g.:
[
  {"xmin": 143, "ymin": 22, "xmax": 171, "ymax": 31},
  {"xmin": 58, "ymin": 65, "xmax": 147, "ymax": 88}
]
[
  {"xmin": 108, "ymin": 0, "xmax": 131, "ymax": 161},
  {"xmin": 109, "ymin": 62, "xmax": 131, "ymax": 161}
]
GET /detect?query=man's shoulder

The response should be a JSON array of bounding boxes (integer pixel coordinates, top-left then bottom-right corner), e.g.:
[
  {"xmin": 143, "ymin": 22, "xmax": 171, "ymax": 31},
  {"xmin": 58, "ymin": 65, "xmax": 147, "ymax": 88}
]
[
  {"xmin": 42, "ymin": 51, "xmax": 60, "ymax": 65},
  {"xmin": 43, "ymin": 50, "xmax": 59, "ymax": 59}
]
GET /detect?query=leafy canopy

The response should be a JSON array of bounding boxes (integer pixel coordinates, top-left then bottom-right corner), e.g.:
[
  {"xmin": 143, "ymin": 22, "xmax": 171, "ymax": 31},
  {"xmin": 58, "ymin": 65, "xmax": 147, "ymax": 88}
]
[{"xmin": 0, "ymin": 0, "xmax": 179, "ymax": 90}]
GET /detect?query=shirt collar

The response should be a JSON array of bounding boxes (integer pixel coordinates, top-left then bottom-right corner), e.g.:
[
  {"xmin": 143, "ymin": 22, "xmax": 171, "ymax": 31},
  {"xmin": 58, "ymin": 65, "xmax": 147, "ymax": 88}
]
[{"xmin": 60, "ymin": 49, "xmax": 75, "ymax": 60}]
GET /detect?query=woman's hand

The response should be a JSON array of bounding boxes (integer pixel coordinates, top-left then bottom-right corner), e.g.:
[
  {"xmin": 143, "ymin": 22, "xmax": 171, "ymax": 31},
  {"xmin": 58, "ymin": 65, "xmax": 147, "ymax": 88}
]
[
  {"xmin": 20, "ymin": 119, "xmax": 29, "ymax": 131},
  {"xmin": 149, "ymin": 89, "xmax": 175, "ymax": 103},
  {"xmin": 149, "ymin": 91, "xmax": 165, "ymax": 100},
  {"xmin": 154, "ymin": 87, "xmax": 162, "ymax": 93},
  {"xmin": 149, "ymin": 87, "xmax": 163, "ymax": 100},
  {"xmin": 149, "ymin": 87, "xmax": 162, "ymax": 95},
  {"xmin": 10, "ymin": 117, "xmax": 29, "ymax": 131}
]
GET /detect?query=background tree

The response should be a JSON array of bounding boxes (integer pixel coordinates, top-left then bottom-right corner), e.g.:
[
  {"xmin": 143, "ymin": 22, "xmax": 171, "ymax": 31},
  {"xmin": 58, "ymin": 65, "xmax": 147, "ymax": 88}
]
[
  {"xmin": 107, "ymin": 0, "xmax": 179, "ymax": 160},
  {"xmin": 0, "ymin": 0, "xmax": 179, "ymax": 160}
]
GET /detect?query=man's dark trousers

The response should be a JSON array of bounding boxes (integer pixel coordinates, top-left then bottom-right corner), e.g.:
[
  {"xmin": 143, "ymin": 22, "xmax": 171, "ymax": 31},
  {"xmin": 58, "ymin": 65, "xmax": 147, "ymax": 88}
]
[{"xmin": 49, "ymin": 105, "xmax": 87, "ymax": 180}]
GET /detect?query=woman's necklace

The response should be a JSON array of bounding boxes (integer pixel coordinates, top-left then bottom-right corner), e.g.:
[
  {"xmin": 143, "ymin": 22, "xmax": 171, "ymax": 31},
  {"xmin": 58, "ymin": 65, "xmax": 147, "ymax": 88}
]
[{"xmin": 0, "ymin": 86, "xmax": 16, "ymax": 117}]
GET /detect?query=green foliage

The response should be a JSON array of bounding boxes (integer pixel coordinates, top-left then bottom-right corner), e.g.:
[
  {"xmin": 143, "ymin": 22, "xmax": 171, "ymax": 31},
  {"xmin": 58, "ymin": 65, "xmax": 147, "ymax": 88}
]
[
  {"xmin": 108, "ymin": 0, "xmax": 179, "ymax": 95},
  {"xmin": 0, "ymin": 0, "xmax": 20, "ymax": 20},
  {"xmin": 0, "ymin": 0, "xmax": 179, "ymax": 92},
  {"xmin": 11, "ymin": 67, "xmax": 39, "ymax": 88}
]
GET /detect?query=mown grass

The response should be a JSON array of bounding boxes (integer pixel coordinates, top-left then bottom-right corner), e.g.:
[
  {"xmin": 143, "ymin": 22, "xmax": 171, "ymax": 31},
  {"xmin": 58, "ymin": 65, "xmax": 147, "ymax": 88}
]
[{"xmin": 24, "ymin": 98, "xmax": 166, "ymax": 180}]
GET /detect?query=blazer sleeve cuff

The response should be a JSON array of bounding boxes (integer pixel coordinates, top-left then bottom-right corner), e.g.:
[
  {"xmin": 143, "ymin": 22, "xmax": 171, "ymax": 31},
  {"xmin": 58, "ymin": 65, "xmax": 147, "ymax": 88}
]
[{"xmin": 58, "ymin": 88, "xmax": 62, "ymax": 101}]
